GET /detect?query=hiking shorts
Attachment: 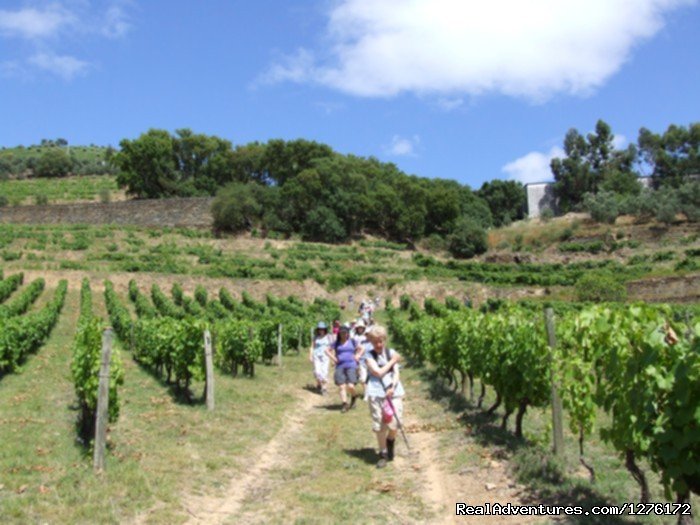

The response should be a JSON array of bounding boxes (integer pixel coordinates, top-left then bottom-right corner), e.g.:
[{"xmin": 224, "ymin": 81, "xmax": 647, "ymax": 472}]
[
  {"xmin": 369, "ymin": 396, "xmax": 403, "ymax": 432},
  {"xmin": 334, "ymin": 366, "xmax": 358, "ymax": 386}
]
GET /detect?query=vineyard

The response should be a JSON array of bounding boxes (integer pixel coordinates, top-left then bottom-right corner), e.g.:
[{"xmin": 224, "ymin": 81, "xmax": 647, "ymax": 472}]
[
  {"xmin": 389, "ymin": 296, "xmax": 700, "ymax": 516},
  {"xmin": 0, "ymin": 268, "xmax": 698, "ymax": 523}
]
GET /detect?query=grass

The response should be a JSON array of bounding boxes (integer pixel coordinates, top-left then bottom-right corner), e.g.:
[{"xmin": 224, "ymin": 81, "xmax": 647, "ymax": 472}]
[
  {"xmin": 0, "ymin": 285, "xmax": 698, "ymax": 523},
  {"xmin": 405, "ymin": 365, "xmax": 699, "ymax": 525},
  {"xmin": 0, "ymin": 282, "xmax": 315, "ymax": 524},
  {"xmin": 228, "ymin": 389, "xmax": 431, "ymax": 524},
  {"xmin": 0, "ymin": 176, "xmax": 120, "ymax": 206}
]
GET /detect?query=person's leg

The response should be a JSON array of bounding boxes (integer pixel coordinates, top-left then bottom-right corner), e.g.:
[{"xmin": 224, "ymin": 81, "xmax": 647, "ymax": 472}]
[
  {"xmin": 386, "ymin": 398, "xmax": 402, "ymax": 460},
  {"xmin": 375, "ymin": 428, "xmax": 387, "ymax": 450},
  {"xmin": 369, "ymin": 397, "xmax": 389, "ymax": 467},
  {"xmin": 334, "ymin": 367, "xmax": 347, "ymax": 408},
  {"xmin": 320, "ymin": 357, "xmax": 329, "ymax": 394}
]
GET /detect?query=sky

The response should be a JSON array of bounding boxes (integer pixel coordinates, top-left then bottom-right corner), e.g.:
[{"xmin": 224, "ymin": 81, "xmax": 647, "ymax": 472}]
[{"xmin": 1, "ymin": 0, "xmax": 699, "ymax": 188}]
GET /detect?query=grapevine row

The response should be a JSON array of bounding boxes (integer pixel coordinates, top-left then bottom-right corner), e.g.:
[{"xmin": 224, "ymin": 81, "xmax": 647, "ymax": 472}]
[
  {"xmin": 389, "ymin": 299, "xmax": 699, "ymax": 508},
  {"xmin": 0, "ymin": 279, "xmax": 67, "ymax": 374},
  {"xmin": 0, "ymin": 273, "xmax": 24, "ymax": 304},
  {"xmin": 71, "ymin": 278, "xmax": 124, "ymax": 442}
]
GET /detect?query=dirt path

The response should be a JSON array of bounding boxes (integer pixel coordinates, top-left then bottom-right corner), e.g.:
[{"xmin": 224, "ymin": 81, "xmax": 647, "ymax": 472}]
[
  {"xmin": 401, "ymin": 424, "xmax": 539, "ymax": 525},
  {"xmin": 183, "ymin": 389, "xmax": 321, "ymax": 524}
]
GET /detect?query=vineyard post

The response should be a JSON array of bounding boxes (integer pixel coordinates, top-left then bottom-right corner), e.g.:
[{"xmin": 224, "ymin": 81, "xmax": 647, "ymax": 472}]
[
  {"xmin": 204, "ymin": 329, "xmax": 215, "ymax": 411},
  {"xmin": 129, "ymin": 321, "xmax": 135, "ymax": 352},
  {"xmin": 94, "ymin": 328, "xmax": 113, "ymax": 472},
  {"xmin": 277, "ymin": 323, "xmax": 283, "ymax": 367},
  {"xmin": 545, "ymin": 308, "xmax": 564, "ymax": 457}
]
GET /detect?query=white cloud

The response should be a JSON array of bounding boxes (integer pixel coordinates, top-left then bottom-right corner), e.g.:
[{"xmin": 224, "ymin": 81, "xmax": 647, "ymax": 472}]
[
  {"xmin": 266, "ymin": 0, "xmax": 696, "ymax": 101},
  {"xmin": 385, "ymin": 134, "xmax": 420, "ymax": 157},
  {"xmin": 102, "ymin": 2, "xmax": 133, "ymax": 38},
  {"xmin": 0, "ymin": 2, "xmax": 134, "ymax": 81},
  {"xmin": 502, "ymin": 146, "xmax": 564, "ymax": 184},
  {"xmin": 29, "ymin": 52, "xmax": 89, "ymax": 80},
  {"xmin": 613, "ymin": 134, "xmax": 627, "ymax": 149},
  {"xmin": 436, "ymin": 97, "xmax": 464, "ymax": 111},
  {"xmin": 0, "ymin": 5, "xmax": 74, "ymax": 39}
]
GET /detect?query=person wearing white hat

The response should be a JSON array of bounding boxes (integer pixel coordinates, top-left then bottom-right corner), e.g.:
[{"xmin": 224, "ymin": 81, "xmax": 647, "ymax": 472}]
[
  {"xmin": 352, "ymin": 319, "xmax": 371, "ymax": 389},
  {"xmin": 309, "ymin": 321, "xmax": 332, "ymax": 395}
]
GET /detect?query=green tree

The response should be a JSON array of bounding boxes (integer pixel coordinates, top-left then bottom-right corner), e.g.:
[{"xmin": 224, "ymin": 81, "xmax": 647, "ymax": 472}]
[
  {"xmin": 552, "ymin": 120, "xmax": 637, "ymax": 213},
  {"xmin": 114, "ymin": 129, "xmax": 176, "ymax": 198},
  {"xmin": 229, "ymin": 142, "xmax": 268, "ymax": 184},
  {"xmin": 302, "ymin": 206, "xmax": 347, "ymax": 243},
  {"xmin": 34, "ymin": 148, "xmax": 73, "ymax": 178},
  {"xmin": 458, "ymin": 188, "xmax": 493, "ymax": 228},
  {"xmin": 638, "ymin": 123, "xmax": 700, "ymax": 188},
  {"xmin": 173, "ymin": 128, "xmax": 236, "ymax": 192},
  {"xmin": 477, "ymin": 179, "xmax": 526, "ymax": 226},
  {"xmin": 600, "ymin": 168, "xmax": 642, "ymax": 195},
  {"xmin": 211, "ymin": 182, "xmax": 263, "ymax": 232},
  {"xmin": 262, "ymin": 139, "xmax": 334, "ymax": 185},
  {"xmin": 447, "ymin": 216, "xmax": 488, "ymax": 259},
  {"xmin": 423, "ymin": 180, "xmax": 462, "ymax": 234}
]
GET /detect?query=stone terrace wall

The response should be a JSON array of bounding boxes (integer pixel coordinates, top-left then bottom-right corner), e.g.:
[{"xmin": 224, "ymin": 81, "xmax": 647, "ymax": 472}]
[{"xmin": 0, "ymin": 197, "xmax": 214, "ymax": 228}]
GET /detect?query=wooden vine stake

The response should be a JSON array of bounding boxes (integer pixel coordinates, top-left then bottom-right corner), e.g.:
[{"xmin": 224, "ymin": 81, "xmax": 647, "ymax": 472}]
[
  {"xmin": 544, "ymin": 308, "xmax": 564, "ymax": 457},
  {"xmin": 94, "ymin": 328, "xmax": 113, "ymax": 472},
  {"xmin": 277, "ymin": 323, "xmax": 283, "ymax": 367},
  {"xmin": 204, "ymin": 329, "xmax": 215, "ymax": 411}
]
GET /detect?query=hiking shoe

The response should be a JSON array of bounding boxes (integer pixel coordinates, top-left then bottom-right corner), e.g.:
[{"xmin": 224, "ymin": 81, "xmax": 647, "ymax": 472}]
[
  {"xmin": 341, "ymin": 402, "xmax": 349, "ymax": 413},
  {"xmin": 387, "ymin": 438, "xmax": 395, "ymax": 461},
  {"xmin": 376, "ymin": 452, "xmax": 388, "ymax": 469},
  {"xmin": 321, "ymin": 387, "xmax": 328, "ymax": 396},
  {"xmin": 349, "ymin": 394, "xmax": 357, "ymax": 409}
]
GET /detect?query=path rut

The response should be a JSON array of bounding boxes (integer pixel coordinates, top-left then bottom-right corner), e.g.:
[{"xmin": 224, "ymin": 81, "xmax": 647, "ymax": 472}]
[{"xmin": 183, "ymin": 389, "xmax": 320, "ymax": 524}]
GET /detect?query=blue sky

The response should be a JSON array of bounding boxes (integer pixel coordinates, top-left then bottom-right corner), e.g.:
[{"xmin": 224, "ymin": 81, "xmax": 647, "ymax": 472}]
[{"xmin": 1, "ymin": 0, "xmax": 699, "ymax": 188}]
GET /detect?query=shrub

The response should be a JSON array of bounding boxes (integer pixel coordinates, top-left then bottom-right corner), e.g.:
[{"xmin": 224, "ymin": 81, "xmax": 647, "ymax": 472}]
[
  {"xmin": 583, "ymin": 191, "xmax": 619, "ymax": 224},
  {"xmin": 655, "ymin": 190, "xmax": 681, "ymax": 225},
  {"xmin": 558, "ymin": 227, "xmax": 574, "ymax": 242},
  {"xmin": 34, "ymin": 148, "xmax": 73, "ymax": 177},
  {"xmin": 447, "ymin": 217, "xmax": 487, "ymax": 259},
  {"xmin": 211, "ymin": 182, "xmax": 263, "ymax": 233},
  {"xmin": 540, "ymin": 207, "xmax": 554, "ymax": 222},
  {"xmin": 575, "ymin": 272, "xmax": 627, "ymax": 302},
  {"xmin": 34, "ymin": 193, "xmax": 48, "ymax": 205},
  {"xmin": 676, "ymin": 181, "xmax": 700, "ymax": 222},
  {"xmin": 421, "ymin": 233, "xmax": 448, "ymax": 252}
]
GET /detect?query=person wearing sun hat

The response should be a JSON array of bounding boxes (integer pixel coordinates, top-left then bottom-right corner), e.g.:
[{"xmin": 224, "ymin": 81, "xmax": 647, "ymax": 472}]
[
  {"xmin": 309, "ymin": 321, "xmax": 333, "ymax": 395},
  {"xmin": 352, "ymin": 319, "xmax": 371, "ymax": 389}
]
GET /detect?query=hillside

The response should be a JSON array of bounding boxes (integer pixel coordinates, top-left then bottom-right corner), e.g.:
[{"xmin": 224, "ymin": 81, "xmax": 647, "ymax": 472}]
[
  {"xmin": 0, "ymin": 211, "xmax": 696, "ymax": 304},
  {"xmin": 0, "ymin": 143, "xmax": 116, "ymax": 182}
]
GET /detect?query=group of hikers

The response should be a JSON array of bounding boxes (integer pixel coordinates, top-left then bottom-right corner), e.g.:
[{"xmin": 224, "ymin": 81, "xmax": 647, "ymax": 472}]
[{"xmin": 308, "ymin": 301, "xmax": 404, "ymax": 469}]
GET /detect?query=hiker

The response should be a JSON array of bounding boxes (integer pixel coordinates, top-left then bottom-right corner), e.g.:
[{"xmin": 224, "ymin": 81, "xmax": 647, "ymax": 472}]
[
  {"xmin": 365, "ymin": 325, "xmax": 404, "ymax": 468},
  {"xmin": 361, "ymin": 300, "xmax": 374, "ymax": 322},
  {"xmin": 326, "ymin": 323, "xmax": 363, "ymax": 412},
  {"xmin": 309, "ymin": 322, "xmax": 332, "ymax": 395},
  {"xmin": 352, "ymin": 319, "xmax": 371, "ymax": 387},
  {"xmin": 332, "ymin": 319, "xmax": 341, "ymax": 336}
]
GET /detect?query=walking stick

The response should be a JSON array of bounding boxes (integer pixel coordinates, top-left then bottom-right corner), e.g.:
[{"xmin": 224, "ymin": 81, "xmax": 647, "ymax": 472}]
[{"xmin": 380, "ymin": 378, "xmax": 411, "ymax": 452}]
